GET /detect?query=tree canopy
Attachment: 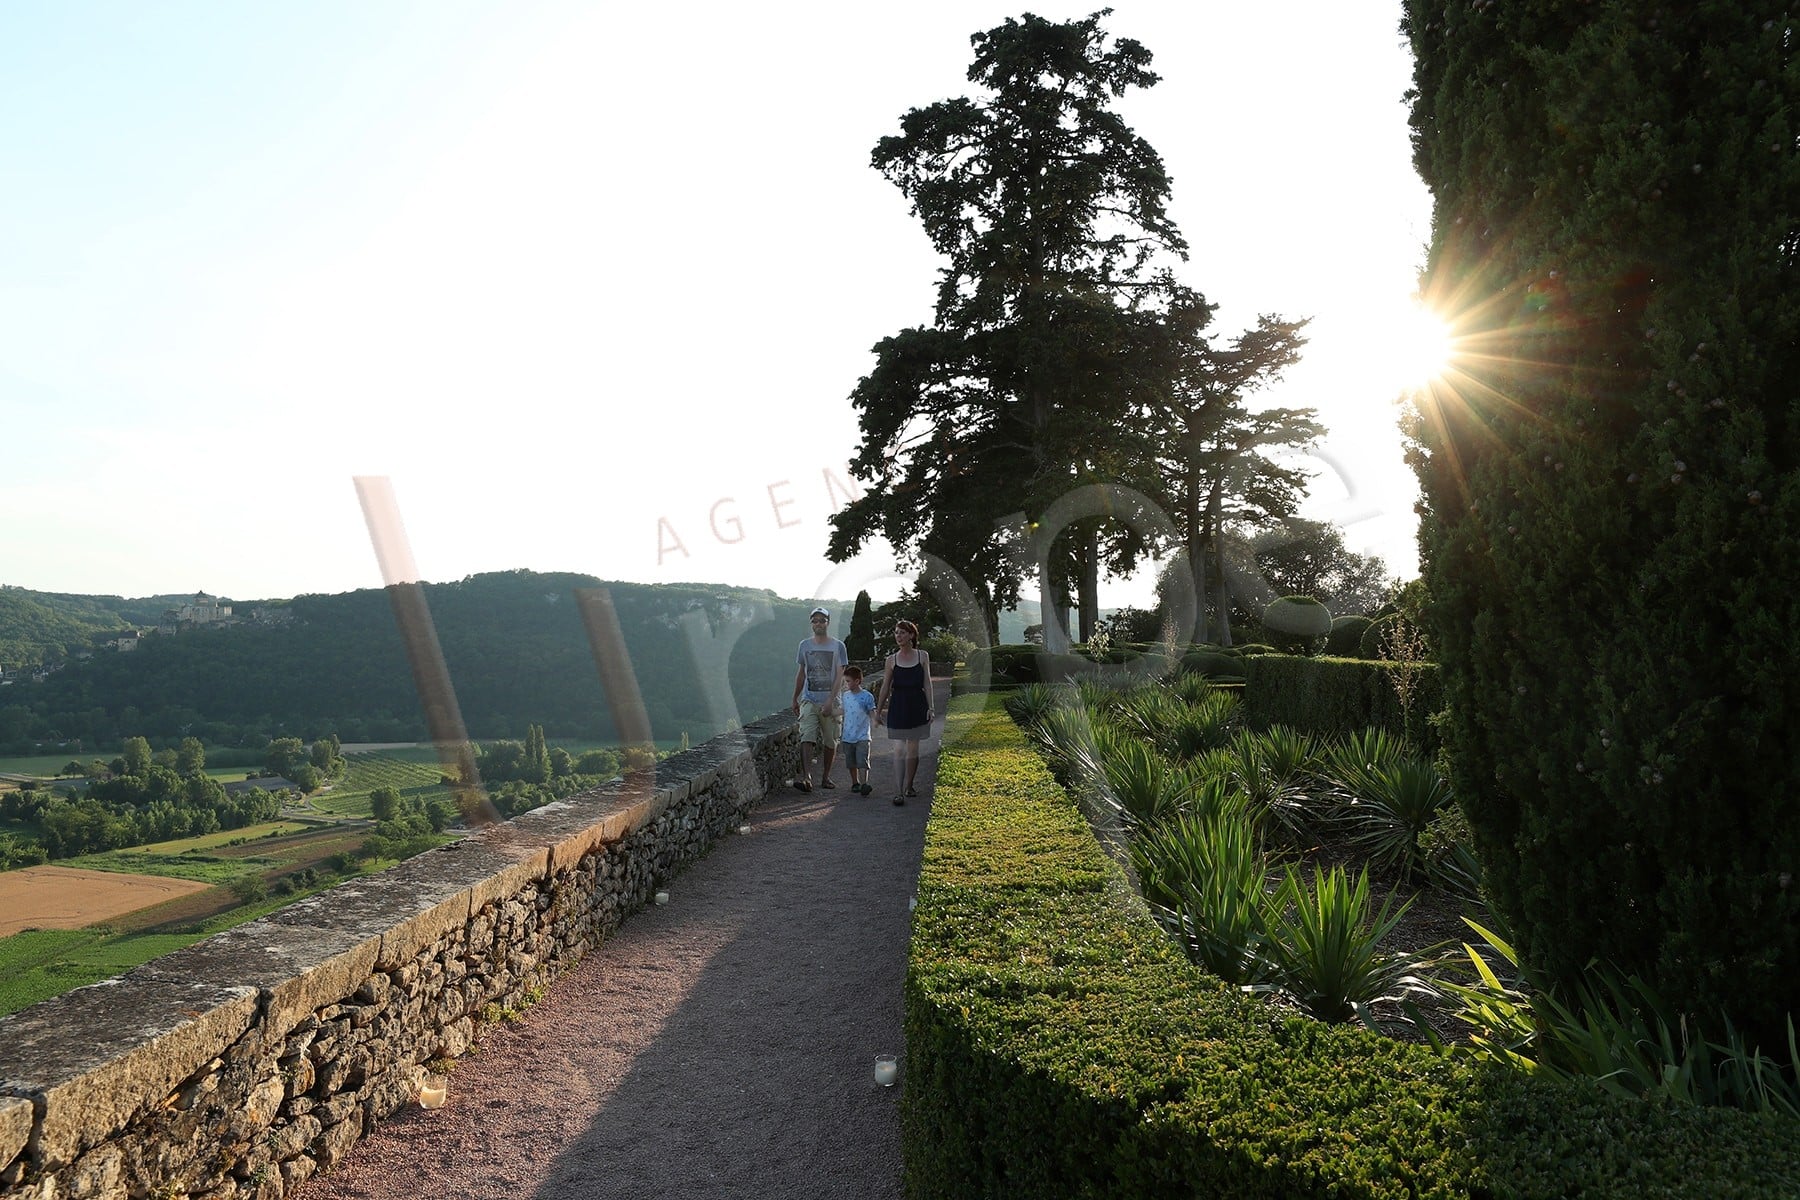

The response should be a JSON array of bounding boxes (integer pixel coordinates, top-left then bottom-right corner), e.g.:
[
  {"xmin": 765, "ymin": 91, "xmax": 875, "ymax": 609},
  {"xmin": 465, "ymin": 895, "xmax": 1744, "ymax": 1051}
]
[{"xmin": 828, "ymin": 11, "xmax": 1193, "ymax": 637}]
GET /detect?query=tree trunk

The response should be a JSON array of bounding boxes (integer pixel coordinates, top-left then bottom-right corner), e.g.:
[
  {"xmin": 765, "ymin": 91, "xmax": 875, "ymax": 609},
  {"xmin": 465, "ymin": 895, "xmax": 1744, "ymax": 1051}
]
[
  {"xmin": 1077, "ymin": 525, "xmax": 1100, "ymax": 643},
  {"xmin": 1183, "ymin": 464, "xmax": 1207, "ymax": 645},
  {"xmin": 1206, "ymin": 484, "xmax": 1232, "ymax": 646}
]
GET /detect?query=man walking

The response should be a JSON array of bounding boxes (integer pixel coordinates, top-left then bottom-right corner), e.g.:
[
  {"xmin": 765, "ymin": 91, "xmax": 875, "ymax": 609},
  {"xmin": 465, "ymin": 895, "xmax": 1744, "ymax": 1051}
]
[{"xmin": 790, "ymin": 605, "xmax": 847, "ymax": 791}]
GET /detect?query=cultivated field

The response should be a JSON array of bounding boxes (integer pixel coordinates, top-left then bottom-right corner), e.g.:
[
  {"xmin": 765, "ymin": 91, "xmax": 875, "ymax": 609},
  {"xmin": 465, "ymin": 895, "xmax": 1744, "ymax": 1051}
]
[{"xmin": 0, "ymin": 865, "xmax": 212, "ymax": 936}]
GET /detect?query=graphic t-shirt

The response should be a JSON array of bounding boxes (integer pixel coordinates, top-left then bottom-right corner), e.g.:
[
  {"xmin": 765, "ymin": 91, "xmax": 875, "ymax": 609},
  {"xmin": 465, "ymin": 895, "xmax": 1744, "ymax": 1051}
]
[
  {"xmin": 797, "ymin": 637, "xmax": 848, "ymax": 703},
  {"xmin": 839, "ymin": 688, "xmax": 876, "ymax": 742}
]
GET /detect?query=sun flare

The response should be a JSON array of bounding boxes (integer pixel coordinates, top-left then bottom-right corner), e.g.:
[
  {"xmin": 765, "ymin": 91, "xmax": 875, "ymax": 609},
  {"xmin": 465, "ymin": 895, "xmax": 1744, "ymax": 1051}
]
[{"xmin": 1392, "ymin": 305, "xmax": 1456, "ymax": 389}]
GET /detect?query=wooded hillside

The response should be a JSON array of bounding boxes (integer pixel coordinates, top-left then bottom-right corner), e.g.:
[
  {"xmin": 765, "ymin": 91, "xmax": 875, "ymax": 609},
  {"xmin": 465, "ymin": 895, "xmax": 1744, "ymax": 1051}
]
[{"xmin": 0, "ymin": 572, "xmax": 827, "ymax": 750}]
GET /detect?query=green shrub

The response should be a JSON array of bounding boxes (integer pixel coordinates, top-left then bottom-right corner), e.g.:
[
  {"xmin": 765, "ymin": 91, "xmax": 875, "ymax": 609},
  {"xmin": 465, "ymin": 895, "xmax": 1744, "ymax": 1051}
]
[
  {"xmin": 906, "ymin": 699, "xmax": 1800, "ymax": 1197},
  {"xmin": 1326, "ymin": 614, "xmax": 1373, "ymax": 657},
  {"xmin": 1357, "ymin": 613, "xmax": 1399, "ymax": 660},
  {"xmin": 1263, "ymin": 595, "xmax": 1332, "ymax": 656},
  {"xmin": 1179, "ymin": 649, "xmax": 1245, "ymax": 680},
  {"xmin": 1403, "ymin": 0, "xmax": 1800, "ymax": 1044},
  {"xmin": 1240, "ymin": 653, "xmax": 1443, "ymax": 753}
]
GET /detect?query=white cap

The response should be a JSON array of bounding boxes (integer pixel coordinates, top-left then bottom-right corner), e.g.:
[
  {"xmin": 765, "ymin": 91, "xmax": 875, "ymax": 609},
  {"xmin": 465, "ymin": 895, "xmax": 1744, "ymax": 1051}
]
[{"xmin": 809, "ymin": 606, "xmax": 831, "ymax": 619}]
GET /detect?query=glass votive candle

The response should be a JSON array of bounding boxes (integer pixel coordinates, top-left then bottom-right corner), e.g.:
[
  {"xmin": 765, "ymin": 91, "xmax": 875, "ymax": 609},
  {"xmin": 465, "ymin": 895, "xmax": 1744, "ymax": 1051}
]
[
  {"xmin": 654, "ymin": 891, "xmax": 669, "ymax": 906},
  {"xmin": 874, "ymin": 1054, "xmax": 898, "ymax": 1087},
  {"xmin": 417, "ymin": 1075, "xmax": 448, "ymax": 1109}
]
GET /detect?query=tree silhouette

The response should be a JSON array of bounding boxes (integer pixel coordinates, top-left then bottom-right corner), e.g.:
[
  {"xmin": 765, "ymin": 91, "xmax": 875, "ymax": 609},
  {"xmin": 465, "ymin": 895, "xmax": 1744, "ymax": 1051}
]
[{"xmin": 828, "ymin": 11, "xmax": 1192, "ymax": 638}]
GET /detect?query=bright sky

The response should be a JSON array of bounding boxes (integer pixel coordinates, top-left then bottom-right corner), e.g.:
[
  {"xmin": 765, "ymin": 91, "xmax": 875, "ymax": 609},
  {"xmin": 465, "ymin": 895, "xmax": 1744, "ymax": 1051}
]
[{"xmin": 1, "ymin": 1, "xmax": 1434, "ymax": 609}]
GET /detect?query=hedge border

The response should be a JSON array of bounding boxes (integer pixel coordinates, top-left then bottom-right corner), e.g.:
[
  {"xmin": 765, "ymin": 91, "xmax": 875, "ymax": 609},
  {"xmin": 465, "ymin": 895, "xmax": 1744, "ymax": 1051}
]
[{"xmin": 901, "ymin": 698, "xmax": 1800, "ymax": 1198}]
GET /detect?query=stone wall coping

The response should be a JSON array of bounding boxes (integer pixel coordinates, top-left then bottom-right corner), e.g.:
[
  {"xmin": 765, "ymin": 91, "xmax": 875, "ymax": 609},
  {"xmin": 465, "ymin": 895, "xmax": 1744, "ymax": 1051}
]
[{"xmin": 0, "ymin": 977, "xmax": 262, "ymax": 1170}]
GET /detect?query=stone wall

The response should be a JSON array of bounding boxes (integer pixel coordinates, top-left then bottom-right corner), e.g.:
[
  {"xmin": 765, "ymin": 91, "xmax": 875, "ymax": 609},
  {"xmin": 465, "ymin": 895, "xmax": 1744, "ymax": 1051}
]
[{"xmin": 0, "ymin": 716, "xmax": 798, "ymax": 1200}]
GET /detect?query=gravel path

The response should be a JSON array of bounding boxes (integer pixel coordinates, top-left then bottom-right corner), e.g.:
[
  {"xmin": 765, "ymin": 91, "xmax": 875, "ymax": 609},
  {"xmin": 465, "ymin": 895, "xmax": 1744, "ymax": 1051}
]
[{"xmin": 297, "ymin": 687, "xmax": 945, "ymax": 1200}]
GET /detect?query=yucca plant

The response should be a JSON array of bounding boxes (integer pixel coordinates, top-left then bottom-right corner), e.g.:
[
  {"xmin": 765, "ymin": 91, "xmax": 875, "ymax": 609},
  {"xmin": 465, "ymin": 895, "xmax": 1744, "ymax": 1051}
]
[
  {"xmin": 1094, "ymin": 728, "xmax": 1181, "ymax": 828},
  {"xmin": 1133, "ymin": 805, "xmax": 1279, "ymax": 988},
  {"xmin": 1168, "ymin": 671, "xmax": 1221, "ymax": 705},
  {"xmin": 1002, "ymin": 681, "xmax": 1064, "ymax": 730},
  {"xmin": 1266, "ymin": 863, "xmax": 1426, "ymax": 1024},
  {"xmin": 1256, "ymin": 724, "xmax": 1325, "ymax": 781},
  {"xmin": 1321, "ymin": 726, "xmax": 1406, "ymax": 801},
  {"xmin": 1116, "ymin": 687, "xmax": 1182, "ymax": 743},
  {"xmin": 1227, "ymin": 729, "xmax": 1326, "ymax": 846},
  {"xmin": 1159, "ymin": 691, "xmax": 1240, "ymax": 760},
  {"xmin": 1337, "ymin": 758, "xmax": 1453, "ymax": 883},
  {"xmin": 1074, "ymin": 677, "xmax": 1128, "ymax": 721},
  {"xmin": 1032, "ymin": 704, "xmax": 1105, "ymax": 788},
  {"xmin": 1417, "ymin": 918, "xmax": 1800, "ymax": 1117}
]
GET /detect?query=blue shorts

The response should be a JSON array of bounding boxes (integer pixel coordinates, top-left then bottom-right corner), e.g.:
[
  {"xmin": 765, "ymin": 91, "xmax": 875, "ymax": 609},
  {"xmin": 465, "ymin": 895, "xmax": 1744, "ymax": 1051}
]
[{"xmin": 840, "ymin": 740, "xmax": 870, "ymax": 770}]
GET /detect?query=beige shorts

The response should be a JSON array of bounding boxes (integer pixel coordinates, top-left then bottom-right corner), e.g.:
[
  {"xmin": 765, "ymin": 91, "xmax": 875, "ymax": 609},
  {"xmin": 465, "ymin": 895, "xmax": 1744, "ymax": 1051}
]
[{"xmin": 798, "ymin": 699, "xmax": 841, "ymax": 745}]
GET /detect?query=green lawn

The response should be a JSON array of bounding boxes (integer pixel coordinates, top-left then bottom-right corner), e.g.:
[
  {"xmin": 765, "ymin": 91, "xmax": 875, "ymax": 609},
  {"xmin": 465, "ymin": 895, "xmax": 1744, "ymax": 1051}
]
[{"xmin": 0, "ymin": 753, "xmax": 88, "ymax": 779}]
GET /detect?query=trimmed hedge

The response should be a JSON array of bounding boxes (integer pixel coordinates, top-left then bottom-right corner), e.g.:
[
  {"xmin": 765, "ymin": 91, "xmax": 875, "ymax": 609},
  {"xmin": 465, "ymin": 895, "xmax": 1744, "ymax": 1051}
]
[
  {"xmin": 903, "ymin": 700, "xmax": 1800, "ymax": 1198},
  {"xmin": 1240, "ymin": 653, "xmax": 1443, "ymax": 753}
]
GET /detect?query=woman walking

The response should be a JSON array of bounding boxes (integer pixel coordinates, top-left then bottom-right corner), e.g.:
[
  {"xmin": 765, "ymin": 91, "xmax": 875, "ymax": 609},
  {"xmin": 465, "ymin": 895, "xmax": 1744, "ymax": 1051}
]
[{"xmin": 875, "ymin": 619, "xmax": 933, "ymax": 805}]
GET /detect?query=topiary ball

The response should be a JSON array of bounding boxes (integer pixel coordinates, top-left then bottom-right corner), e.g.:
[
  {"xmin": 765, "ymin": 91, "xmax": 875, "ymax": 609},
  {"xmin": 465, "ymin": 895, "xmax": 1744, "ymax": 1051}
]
[{"xmin": 1327, "ymin": 614, "xmax": 1374, "ymax": 657}]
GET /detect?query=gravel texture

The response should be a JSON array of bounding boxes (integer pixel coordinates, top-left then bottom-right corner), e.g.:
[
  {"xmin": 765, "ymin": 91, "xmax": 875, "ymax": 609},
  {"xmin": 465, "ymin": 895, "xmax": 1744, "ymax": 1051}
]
[{"xmin": 297, "ymin": 689, "xmax": 945, "ymax": 1200}]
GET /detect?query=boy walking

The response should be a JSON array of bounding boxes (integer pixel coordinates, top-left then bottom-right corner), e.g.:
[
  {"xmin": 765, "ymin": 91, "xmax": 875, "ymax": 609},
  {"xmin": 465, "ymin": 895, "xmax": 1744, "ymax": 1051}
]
[
  {"xmin": 790, "ymin": 606, "xmax": 847, "ymax": 792},
  {"xmin": 838, "ymin": 665, "xmax": 878, "ymax": 796}
]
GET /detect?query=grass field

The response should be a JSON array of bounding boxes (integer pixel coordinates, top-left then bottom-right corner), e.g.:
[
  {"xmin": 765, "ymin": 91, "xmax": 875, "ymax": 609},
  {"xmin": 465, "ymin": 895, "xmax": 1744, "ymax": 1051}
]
[
  {"xmin": 0, "ymin": 828, "xmax": 451, "ymax": 1017},
  {"xmin": 0, "ymin": 882, "xmax": 339, "ymax": 1017}
]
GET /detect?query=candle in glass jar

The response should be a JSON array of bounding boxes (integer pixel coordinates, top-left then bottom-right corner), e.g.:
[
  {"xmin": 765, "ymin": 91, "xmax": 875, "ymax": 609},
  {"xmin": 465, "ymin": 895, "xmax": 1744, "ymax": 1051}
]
[
  {"xmin": 417, "ymin": 1076, "xmax": 448, "ymax": 1109},
  {"xmin": 874, "ymin": 1055, "xmax": 898, "ymax": 1087}
]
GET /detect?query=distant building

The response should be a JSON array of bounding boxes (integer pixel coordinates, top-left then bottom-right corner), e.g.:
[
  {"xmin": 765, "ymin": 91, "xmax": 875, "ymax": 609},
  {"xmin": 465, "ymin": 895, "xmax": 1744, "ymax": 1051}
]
[
  {"xmin": 114, "ymin": 631, "xmax": 141, "ymax": 652},
  {"xmin": 163, "ymin": 591, "xmax": 235, "ymax": 628}
]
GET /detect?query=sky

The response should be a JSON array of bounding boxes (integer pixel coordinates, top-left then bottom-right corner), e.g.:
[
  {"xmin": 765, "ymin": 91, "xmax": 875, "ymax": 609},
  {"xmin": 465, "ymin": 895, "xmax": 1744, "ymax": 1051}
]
[{"xmin": 0, "ymin": 1, "xmax": 1437, "ymax": 611}]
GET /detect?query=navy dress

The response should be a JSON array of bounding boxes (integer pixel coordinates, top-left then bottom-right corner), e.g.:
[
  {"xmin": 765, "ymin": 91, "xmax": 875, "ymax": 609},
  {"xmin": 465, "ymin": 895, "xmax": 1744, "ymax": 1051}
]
[{"xmin": 886, "ymin": 659, "xmax": 930, "ymax": 741}]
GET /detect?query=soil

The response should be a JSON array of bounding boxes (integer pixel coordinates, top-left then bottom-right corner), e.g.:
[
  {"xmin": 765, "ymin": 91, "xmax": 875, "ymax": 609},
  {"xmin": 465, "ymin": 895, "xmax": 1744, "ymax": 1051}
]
[
  {"xmin": 0, "ymin": 865, "xmax": 212, "ymax": 936},
  {"xmin": 296, "ymin": 690, "xmax": 947, "ymax": 1200}
]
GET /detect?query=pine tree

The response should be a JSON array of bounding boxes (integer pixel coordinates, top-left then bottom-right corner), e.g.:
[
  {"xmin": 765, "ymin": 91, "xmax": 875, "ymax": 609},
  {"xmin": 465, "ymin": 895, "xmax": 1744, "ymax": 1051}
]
[
  {"xmin": 827, "ymin": 12, "xmax": 1192, "ymax": 637},
  {"xmin": 1403, "ymin": 1, "xmax": 1798, "ymax": 1041}
]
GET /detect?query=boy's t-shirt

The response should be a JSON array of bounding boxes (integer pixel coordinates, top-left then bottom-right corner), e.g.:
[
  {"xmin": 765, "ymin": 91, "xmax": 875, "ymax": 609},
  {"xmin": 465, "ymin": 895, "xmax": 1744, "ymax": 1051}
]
[{"xmin": 839, "ymin": 688, "xmax": 876, "ymax": 743}]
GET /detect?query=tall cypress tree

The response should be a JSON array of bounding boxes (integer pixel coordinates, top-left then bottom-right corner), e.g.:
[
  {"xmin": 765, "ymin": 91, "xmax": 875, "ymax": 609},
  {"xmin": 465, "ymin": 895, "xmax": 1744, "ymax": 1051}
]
[
  {"xmin": 1403, "ymin": 2, "xmax": 1798, "ymax": 1041},
  {"xmin": 847, "ymin": 590, "xmax": 876, "ymax": 661}
]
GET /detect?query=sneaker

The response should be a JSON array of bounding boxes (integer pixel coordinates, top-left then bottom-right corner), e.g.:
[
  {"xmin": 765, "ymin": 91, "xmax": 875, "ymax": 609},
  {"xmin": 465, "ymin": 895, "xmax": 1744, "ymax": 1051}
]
[
  {"xmin": 860, "ymin": 783, "xmax": 874, "ymax": 796},
  {"xmin": 892, "ymin": 794, "xmax": 905, "ymax": 806}
]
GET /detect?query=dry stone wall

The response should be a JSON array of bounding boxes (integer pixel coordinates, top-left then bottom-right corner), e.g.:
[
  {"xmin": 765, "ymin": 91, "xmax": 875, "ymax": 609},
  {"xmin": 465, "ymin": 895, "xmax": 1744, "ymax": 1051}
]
[{"xmin": 0, "ymin": 715, "xmax": 798, "ymax": 1200}]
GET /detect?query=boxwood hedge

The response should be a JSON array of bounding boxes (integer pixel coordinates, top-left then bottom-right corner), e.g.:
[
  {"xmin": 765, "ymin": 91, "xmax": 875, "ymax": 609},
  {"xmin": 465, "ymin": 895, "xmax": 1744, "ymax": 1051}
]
[
  {"xmin": 902, "ymin": 698, "xmax": 1800, "ymax": 1198},
  {"xmin": 1240, "ymin": 653, "xmax": 1443, "ymax": 754}
]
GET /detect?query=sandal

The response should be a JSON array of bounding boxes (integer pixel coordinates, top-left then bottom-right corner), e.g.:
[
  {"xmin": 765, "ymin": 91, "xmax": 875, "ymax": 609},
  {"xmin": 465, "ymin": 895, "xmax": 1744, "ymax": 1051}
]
[
  {"xmin": 820, "ymin": 779, "xmax": 836, "ymax": 789},
  {"xmin": 906, "ymin": 785, "xmax": 918, "ymax": 797},
  {"xmin": 892, "ymin": 794, "xmax": 905, "ymax": 806},
  {"xmin": 793, "ymin": 779, "xmax": 812, "ymax": 793}
]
